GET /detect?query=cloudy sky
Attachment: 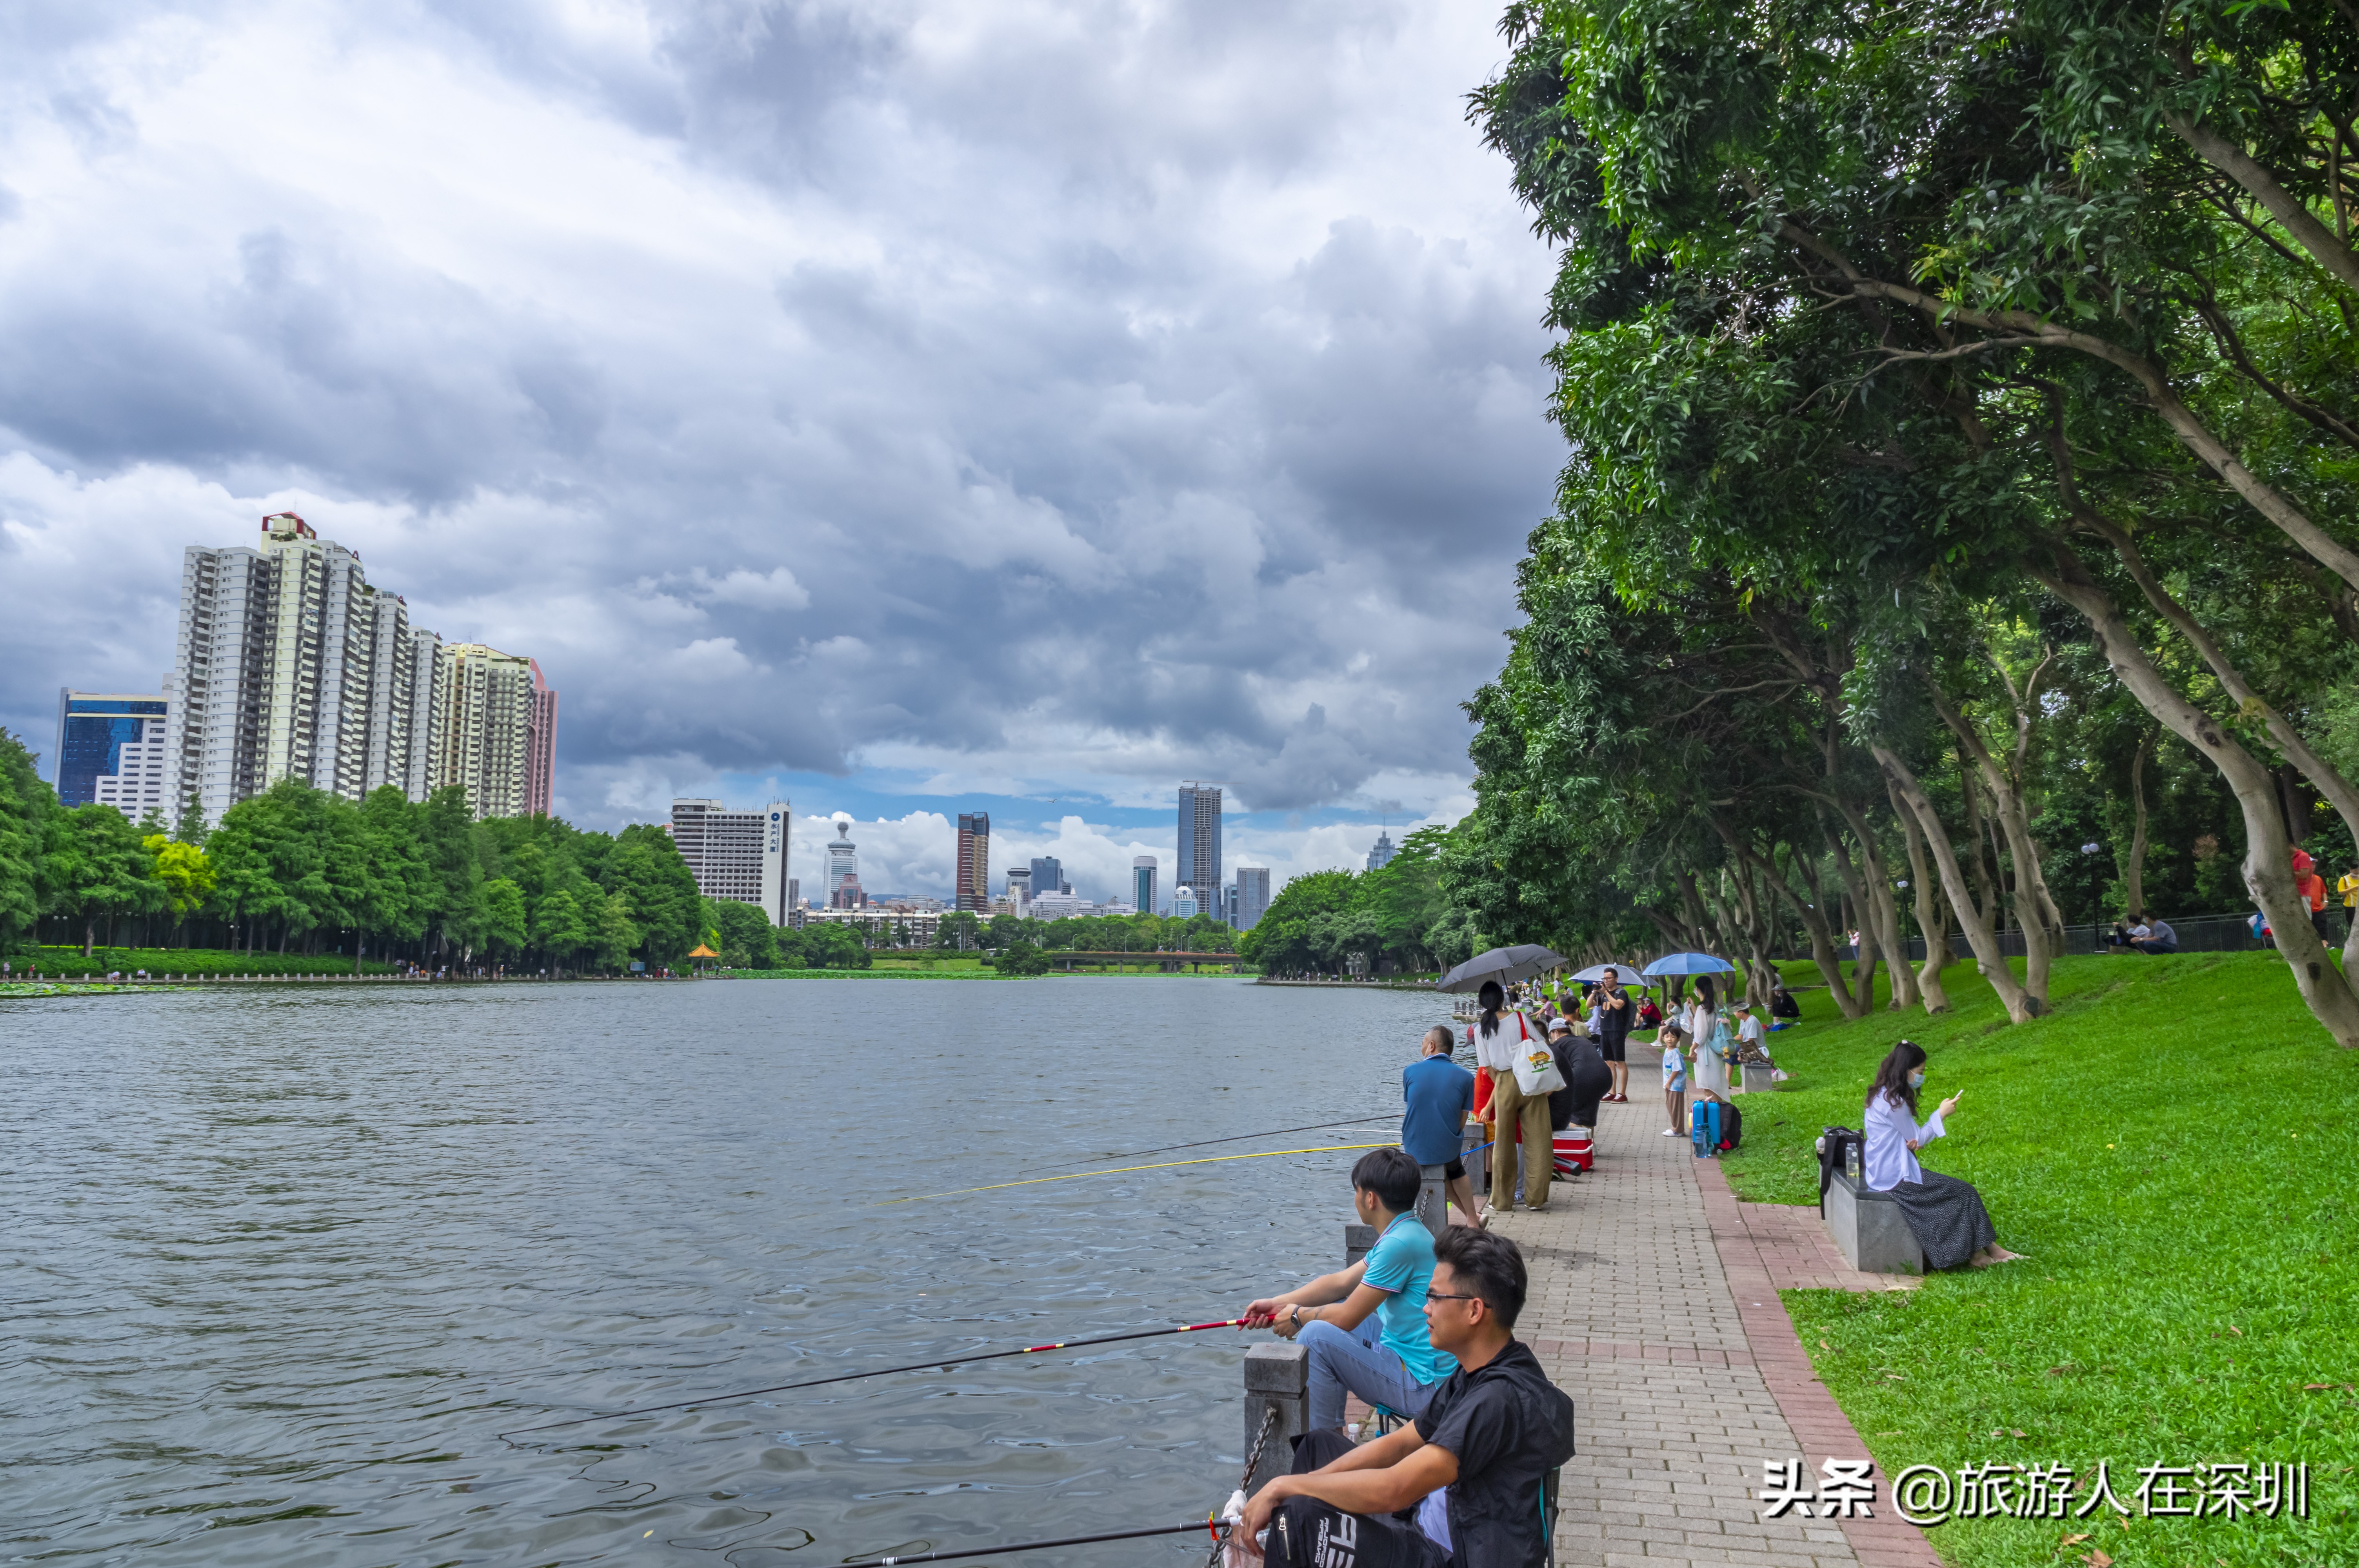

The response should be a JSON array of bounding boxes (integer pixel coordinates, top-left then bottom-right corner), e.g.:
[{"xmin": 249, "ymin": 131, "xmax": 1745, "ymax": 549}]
[{"xmin": 0, "ymin": 0, "xmax": 1563, "ymax": 902}]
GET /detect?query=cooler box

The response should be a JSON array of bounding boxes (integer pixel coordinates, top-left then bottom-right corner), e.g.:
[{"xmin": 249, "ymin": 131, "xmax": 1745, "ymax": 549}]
[{"xmin": 1552, "ymin": 1126, "xmax": 1594, "ymax": 1175}]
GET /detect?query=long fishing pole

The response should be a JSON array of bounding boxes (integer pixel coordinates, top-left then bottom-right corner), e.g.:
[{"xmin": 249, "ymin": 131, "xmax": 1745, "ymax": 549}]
[
  {"xmin": 838, "ymin": 1520, "xmax": 1216, "ymax": 1568},
  {"xmin": 878, "ymin": 1142, "xmax": 1390, "ymax": 1205},
  {"xmin": 503, "ymin": 1319, "xmax": 1249, "ymax": 1437},
  {"xmin": 1025, "ymin": 1117, "xmax": 1397, "ymax": 1173}
]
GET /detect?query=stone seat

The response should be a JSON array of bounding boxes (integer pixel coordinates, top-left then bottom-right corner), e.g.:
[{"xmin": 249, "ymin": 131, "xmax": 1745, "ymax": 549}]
[{"xmin": 1822, "ymin": 1168, "xmax": 1925, "ymax": 1275}]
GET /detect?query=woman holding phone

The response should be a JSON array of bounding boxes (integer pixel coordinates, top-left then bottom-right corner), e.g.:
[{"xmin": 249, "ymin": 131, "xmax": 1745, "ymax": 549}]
[{"xmin": 1862, "ymin": 1041, "xmax": 2024, "ymax": 1269}]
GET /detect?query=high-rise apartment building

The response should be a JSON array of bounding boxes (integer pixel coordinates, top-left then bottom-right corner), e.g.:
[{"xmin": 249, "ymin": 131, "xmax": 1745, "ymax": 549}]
[
  {"xmin": 671, "ymin": 798, "xmax": 792, "ymax": 924},
  {"xmin": 1177, "ymin": 783, "xmax": 1221, "ymax": 904},
  {"xmin": 159, "ymin": 514, "xmax": 556, "ymax": 822},
  {"xmin": 525, "ymin": 660, "xmax": 558, "ymax": 818},
  {"xmin": 1132, "ymin": 855, "xmax": 1157, "ymax": 917},
  {"xmin": 956, "ymin": 813, "xmax": 991, "ymax": 911},
  {"xmin": 1234, "ymin": 866, "xmax": 1271, "ymax": 931},
  {"xmin": 53, "ymin": 691, "xmax": 171, "ymax": 813}
]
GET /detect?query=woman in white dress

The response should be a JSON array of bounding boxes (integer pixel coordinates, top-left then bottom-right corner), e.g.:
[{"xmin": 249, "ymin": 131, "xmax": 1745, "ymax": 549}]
[
  {"xmin": 1685, "ymin": 977, "xmax": 1729, "ymax": 1102},
  {"xmin": 1862, "ymin": 1041, "xmax": 2024, "ymax": 1269}
]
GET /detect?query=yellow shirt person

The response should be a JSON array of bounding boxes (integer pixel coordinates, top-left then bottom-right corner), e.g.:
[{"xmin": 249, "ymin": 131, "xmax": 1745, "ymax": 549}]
[{"xmin": 2340, "ymin": 870, "xmax": 2359, "ymax": 911}]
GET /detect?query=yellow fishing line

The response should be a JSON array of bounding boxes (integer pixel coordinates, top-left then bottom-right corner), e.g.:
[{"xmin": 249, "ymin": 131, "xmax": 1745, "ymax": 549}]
[{"xmin": 878, "ymin": 1143, "xmax": 1391, "ymax": 1204}]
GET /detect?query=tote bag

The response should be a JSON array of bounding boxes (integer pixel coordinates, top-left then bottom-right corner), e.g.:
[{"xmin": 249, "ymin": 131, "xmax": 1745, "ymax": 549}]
[{"xmin": 1509, "ymin": 1014, "xmax": 1567, "ymax": 1097}]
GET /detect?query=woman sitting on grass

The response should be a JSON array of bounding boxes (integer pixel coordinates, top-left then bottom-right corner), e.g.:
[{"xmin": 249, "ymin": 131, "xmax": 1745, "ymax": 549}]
[{"xmin": 1863, "ymin": 1041, "xmax": 2025, "ymax": 1271}]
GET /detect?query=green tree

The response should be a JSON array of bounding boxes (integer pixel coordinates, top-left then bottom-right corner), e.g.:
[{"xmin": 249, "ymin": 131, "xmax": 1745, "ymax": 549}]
[
  {"xmin": 49, "ymin": 803, "xmax": 164, "ymax": 955},
  {"xmin": 144, "ymin": 834, "xmax": 216, "ymax": 944},
  {"xmin": 592, "ymin": 891, "xmax": 640, "ymax": 970},
  {"xmin": 532, "ymin": 888, "xmax": 591, "ymax": 965},
  {"xmin": 993, "ymin": 938, "xmax": 1052, "ymax": 977},
  {"xmin": 481, "ymin": 877, "xmax": 529, "ymax": 957},
  {"xmin": 0, "ymin": 730, "xmax": 57, "ymax": 953}
]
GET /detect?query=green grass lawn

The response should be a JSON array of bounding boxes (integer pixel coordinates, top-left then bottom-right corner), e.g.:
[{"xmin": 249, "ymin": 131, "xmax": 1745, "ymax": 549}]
[
  {"xmin": 19, "ymin": 945, "xmax": 402, "ymax": 977},
  {"xmin": 1716, "ymin": 953, "xmax": 2357, "ymax": 1564}
]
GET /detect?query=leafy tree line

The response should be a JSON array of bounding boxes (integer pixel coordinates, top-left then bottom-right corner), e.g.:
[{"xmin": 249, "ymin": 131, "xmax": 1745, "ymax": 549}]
[
  {"xmin": 0, "ymin": 732, "xmax": 729, "ymax": 973},
  {"xmin": 1238, "ymin": 826, "xmax": 1479, "ymax": 975},
  {"xmin": 1458, "ymin": 0, "xmax": 2359, "ymax": 1039}
]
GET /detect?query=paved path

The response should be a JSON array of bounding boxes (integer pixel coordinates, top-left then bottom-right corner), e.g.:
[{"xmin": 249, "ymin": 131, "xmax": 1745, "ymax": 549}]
[{"xmin": 1483, "ymin": 1096, "xmax": 1942, "ymax": 1568}]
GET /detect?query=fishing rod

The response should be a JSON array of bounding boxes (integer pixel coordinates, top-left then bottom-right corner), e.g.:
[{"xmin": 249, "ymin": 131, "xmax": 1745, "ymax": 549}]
[
  {"xmin": 879, "ymin": 1142, "xmax": 1390, "ymax": 1205},
  {"xmin": 838, "ymin": 1520, "xmax": 1217, "ymax": 1568},
  {"xmin": 503, "ymin": 1319, "xmax": 1249, "ymax": 1437},
  {"xmin": 1024, "ymin": 1116, "xmax": 1397, "ymax": 1173}
]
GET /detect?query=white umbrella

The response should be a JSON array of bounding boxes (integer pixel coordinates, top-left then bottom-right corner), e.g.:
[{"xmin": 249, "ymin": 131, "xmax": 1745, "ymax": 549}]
[{"xmin": 1568, "ymin": 962, "xmax": 1648, "ymax": 983}]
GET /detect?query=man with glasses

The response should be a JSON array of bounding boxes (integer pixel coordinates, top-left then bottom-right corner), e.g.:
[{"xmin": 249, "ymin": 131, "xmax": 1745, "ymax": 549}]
[{"xmin": 1237, "ymin": 1228, "xmax": 1576, "ymax": 1568}]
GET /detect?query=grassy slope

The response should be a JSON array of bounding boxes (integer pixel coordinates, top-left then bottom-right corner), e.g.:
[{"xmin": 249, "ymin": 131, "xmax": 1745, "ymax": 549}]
[{"xmin": 1716, "ymin": 954, "xmax": 2357, "ymax": 1564}]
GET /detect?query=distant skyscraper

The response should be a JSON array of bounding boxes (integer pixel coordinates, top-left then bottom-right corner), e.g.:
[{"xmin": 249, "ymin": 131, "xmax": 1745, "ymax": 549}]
[
  {"xmin": 1178, "ymin": 782, "xmax": 1221, "ymax": 904},
  {"xmin": 826, "ymin": 818, "xmax": 863, "ymax": 906},
  {"xmin": 53, "ymin": 691, "xmax": 170, "ymax": 813},
  {"xmin": 672, "ymin": 798, "xmax": 792, "ymax": 925},
  {"xmin": 1234, "ymin": 866, "xmax": 1271, "ymax": 931},
  {"xmin": 1366, "ymin": 829, "xmax": 1398, "ymax": 871},
  {"xmin": 1172, "ymin": 884, "xmax": 1199, "ymax": 919},
  {"xmin": 427, "ymin": 642, "xmax": 538, "ymax": 819},
  {"xmin": 956, "ymin": 813, "xmax": 991, "ymax": 912},
  {"xmin": 1132, "ymin": 855, "xmax": 1157, "ymax": 916},
  {"xmin": 1006, "ymin": 865, "xmax": 1032, "ymax": 908},
  {"xmin": 1030, "ymin": 855, "xmax": 1065, "ymax": 899}
]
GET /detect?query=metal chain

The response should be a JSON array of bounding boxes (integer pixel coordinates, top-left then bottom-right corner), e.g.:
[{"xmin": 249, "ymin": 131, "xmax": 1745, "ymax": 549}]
[{"xmin": 1207, "ymin": 1405, "xmax": 1284, "ymax": 1568}]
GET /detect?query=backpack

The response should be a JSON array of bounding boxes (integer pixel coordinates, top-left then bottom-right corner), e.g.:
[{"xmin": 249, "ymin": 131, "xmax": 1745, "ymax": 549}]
[
  {"xmin": 1716, "ymin": 1102, "xmax": 1744, "ymax": 1152},
  {"xmin": 1816, "ymin": 1126, "xmax": 1863, "ymax": 1210}
]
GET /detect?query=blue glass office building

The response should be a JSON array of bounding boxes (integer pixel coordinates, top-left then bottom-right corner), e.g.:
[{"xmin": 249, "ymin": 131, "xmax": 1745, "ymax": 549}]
[{"xmin": 53, "ymin": 691, "xmax": 170, "ymax": 808}]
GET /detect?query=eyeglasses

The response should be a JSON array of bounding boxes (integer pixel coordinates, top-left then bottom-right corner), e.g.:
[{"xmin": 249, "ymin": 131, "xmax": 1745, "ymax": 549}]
[{"xmin": 1426, "ymin": 1290, "xmax": 1483, "ymax": 1303}]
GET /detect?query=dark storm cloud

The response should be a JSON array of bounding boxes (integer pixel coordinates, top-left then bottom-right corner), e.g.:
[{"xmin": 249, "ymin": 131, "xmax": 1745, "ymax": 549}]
[{"xmin": 0, "ymin": 0, "xmax": 1560, "ymax": 827}]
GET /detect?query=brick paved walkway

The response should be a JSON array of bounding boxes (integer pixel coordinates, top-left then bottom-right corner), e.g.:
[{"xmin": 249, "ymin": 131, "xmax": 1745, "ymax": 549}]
[{"xmin": 1482, "ymin": 1097, "xmax": 1943, "ymax": 1568}]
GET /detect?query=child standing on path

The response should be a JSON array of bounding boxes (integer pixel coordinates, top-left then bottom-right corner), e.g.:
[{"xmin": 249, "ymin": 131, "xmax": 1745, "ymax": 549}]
[{"xmin": 1658, "ymin": 1022, "xmax": 1688, "ymax": 1138}]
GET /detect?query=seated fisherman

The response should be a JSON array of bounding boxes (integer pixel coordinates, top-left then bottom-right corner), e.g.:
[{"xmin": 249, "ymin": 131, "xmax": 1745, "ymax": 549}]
[
  {"xmin": 1238, "ymin": 1227, "xmax": 1576, "ymax": 1568},
  {"xmin": 1241, "ymin": 1148, "xmax": 1456, "ymax": 1429}
]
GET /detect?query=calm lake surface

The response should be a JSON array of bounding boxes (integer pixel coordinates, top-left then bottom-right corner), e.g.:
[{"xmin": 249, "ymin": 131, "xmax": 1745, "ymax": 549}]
[{"xmin": 4, "ymin": 978, "xmax": 1447, "ymax": 1568}]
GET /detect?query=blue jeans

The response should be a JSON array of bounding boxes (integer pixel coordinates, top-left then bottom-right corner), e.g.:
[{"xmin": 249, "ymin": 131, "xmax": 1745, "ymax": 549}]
[{"xmin": 1299, "ymin": 1314, "xmax": 1440, "ymax": 1430}]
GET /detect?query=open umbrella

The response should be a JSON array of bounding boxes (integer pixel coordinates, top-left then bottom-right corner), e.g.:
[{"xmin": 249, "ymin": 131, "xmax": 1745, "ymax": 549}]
[
  {"xmin": 1436, "ymin": 944, "xmax": 1564, "ymax": 993},
  {"xmin": 1568, "ymin": 961, "xmax": 1648, "ymax": 984},
  {"xmin": 1641, "ymin": 951, "xmax": 1737, "ymax": 978}
]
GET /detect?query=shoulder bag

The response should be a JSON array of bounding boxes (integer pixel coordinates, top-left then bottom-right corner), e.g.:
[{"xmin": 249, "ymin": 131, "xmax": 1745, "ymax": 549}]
[{"xmin": 1509, "ymin": 1013, "xmax": 1566, "ymax": 1096}]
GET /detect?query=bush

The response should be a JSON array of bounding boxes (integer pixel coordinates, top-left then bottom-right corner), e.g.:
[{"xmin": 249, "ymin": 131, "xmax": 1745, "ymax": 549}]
[{"xmin": 991, "ymin": 940, "xmax": 1052, "ymax": 977}]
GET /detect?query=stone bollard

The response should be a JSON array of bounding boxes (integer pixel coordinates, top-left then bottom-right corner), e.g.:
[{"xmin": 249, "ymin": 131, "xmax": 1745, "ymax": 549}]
[
  {"xmin": 1415, "ymin": 1166, "xmax": 1448, "ymax": 1240},
  {"xmin": 1461, "ymin": 1120, "xmax": 1489, "ymax": 1194},
  {"xmin": 1243, "ymin": 1342, "xmax": 1308, "ymax": 1494},
  {"xmin": 1343, "ymin": 1221, "xmax": 1377, "ymax": 1266}
]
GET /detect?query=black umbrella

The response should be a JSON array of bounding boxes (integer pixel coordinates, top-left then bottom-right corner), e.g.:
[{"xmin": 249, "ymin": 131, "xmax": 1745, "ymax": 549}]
[{"xmin": 1435, "ymin": 944, "xmax": 1565, "ymax": 993}]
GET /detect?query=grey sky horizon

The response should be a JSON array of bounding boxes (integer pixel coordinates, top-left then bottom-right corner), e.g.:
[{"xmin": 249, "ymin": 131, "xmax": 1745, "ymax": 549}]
[{"xmin": 0, "ymin": 0, "xmax": 1563, "ymax": 897}]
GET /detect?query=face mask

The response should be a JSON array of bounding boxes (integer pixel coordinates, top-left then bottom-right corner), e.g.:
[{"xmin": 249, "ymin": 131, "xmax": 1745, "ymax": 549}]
[{"xmin": 1907, "ymin": 1070, "xmax": 1926, "ymax": 1089}]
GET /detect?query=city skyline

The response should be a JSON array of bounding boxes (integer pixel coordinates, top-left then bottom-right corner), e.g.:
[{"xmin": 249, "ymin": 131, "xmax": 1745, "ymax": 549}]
[{"xmin": 0, "ymin": 3, "xmax": 1554, "ymax": 877}]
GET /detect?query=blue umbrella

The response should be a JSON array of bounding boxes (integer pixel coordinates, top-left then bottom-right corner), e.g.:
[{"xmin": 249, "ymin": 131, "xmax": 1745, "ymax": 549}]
[{"xmin": 1641, "ymin": 951, "xmax": 1737, "ymax": 978}]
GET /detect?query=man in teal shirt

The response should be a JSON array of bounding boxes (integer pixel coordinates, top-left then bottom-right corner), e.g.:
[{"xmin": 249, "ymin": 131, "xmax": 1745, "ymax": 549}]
[{"xmin": 1241, "ymin": 1147, "xmax": 1457, "ymax": 1430}]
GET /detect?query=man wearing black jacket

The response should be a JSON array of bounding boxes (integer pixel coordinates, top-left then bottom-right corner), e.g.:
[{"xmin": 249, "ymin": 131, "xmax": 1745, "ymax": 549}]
[{"xmin": 1239, "ymin": 1229, "xmax": 1576, "ymax": 1568}]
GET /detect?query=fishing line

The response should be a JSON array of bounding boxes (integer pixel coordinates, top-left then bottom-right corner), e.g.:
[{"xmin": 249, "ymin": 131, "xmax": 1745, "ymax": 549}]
[
  {"xmin": 836, "ymin": 1520, "xmax": 1216, "ymax": 1568},
  {"xmin": 1023, "ymin": 1116, "xmax": 1398, "ymax": 1173},
  {"xmin": 876, "ymin": 1142, "xmax": 1392, "ymax": 1205},
  {"xmin": 502, "ymin": 1319, "xmax": 1249, "ymax": 1437}
]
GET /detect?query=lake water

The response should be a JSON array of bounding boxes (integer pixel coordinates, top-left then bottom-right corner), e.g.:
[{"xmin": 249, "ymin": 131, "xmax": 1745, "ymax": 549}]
[{"xmin": 3, "ymin": 978, "xmax": 1448, "ymax": 1567}]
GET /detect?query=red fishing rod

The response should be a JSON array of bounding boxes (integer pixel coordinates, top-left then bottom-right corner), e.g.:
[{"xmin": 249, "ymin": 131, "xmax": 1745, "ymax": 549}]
[{"xmin": 502, "ymin": 1319, "xmax": 1249, "ymax": 1437}]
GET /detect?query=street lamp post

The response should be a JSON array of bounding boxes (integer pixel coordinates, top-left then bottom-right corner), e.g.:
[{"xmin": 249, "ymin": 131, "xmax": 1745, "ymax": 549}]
[{"xmin": 2082, "ymin": 842, "xmax": 2104, "ymax": 953}]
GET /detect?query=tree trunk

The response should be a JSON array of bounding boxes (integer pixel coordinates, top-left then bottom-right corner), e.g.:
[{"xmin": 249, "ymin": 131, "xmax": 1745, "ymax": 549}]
[
  {"xmin": 1874, "ymin": 744, "xmax": 2042, "ymax": 1022},
  {"xmin": 1929, "ymin": 682, "xmax": 2059, "ymax": 1008},
  {"xmin": 2279, "ymin": 763, "xmax": 2313, "ymax": 848},
  {"xmin": 84, "ymin": 917, "xmax": 95, "ymax": 958},
  {"xmin": 1781, "ymin": 851, "xmax": 1869, "ymax": 1018},
  {"xmin": 1819, "ymin": 824, "xmax": 1885, "ymax": 1009},
  {"xmin": 1888, "ymin": 776, "xmax": 1953, "ymax": 1013},
  {"xmin": 2161, "ymin": 107, "xmax": 2359, "ymax": 295},
  {"xmin": 1829, "ymin": 797, "xmax": 1918, "ymax": 1009},
  {"xmin": 2031, "ymin": 546, "xmax": 2359, "ymax": 1046},
  {"xmin": 2126, "ymin": 729, "xmax": 2154, "ymax": 918}
]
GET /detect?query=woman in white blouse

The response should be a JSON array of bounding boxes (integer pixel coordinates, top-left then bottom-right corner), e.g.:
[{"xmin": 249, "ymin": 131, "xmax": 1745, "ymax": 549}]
[{"xmin": 1862, "ymin": 1041, "xmax": 2023, "ymax": 1269}]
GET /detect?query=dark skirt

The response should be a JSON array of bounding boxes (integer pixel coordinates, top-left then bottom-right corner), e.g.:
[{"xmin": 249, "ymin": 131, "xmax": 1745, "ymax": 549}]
[{"xmin": 1887, "ymin": 1171, "xmax": 1998, "ymax": 1270}]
